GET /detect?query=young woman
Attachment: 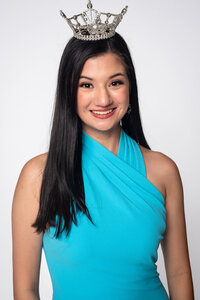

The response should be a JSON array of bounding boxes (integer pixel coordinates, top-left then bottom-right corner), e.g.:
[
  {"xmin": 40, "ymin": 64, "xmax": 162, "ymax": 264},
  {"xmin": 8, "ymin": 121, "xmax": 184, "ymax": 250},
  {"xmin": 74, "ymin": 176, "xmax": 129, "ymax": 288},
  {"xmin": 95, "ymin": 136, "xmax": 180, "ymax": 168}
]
[{"xmin": 12, "ymin": 14, "xmax": 194, "ymax": 300}]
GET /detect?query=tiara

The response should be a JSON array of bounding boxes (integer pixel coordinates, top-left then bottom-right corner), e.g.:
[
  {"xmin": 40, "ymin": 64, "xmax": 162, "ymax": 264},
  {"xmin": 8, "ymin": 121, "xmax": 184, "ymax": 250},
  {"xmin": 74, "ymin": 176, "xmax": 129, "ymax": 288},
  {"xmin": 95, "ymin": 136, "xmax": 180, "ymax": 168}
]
[{"xmin": 60, "ymin": 0, "xmax": 128, "ymax": 41}]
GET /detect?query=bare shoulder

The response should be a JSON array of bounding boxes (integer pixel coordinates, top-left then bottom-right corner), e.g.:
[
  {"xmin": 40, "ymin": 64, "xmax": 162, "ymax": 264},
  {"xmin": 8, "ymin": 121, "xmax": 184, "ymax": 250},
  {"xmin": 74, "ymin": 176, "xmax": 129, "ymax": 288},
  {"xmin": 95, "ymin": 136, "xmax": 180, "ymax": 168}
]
[
  {"xmin": 139, "ymin": 144, "xmax": 180, "ymax": 178},
  {"xmin": 12, "ymin": 152, "xmax": 49, "ymax": 239},
  {"xmin": 15, "ymin": 152, "xmax": 48, "ymax": 202},
  {"xmin": 22, "ymin": 152, "xmax": 48, "ymax": 176},
  {"xmin": 138, "ymin": 145, "xmax": 182, "ymax": 200}
]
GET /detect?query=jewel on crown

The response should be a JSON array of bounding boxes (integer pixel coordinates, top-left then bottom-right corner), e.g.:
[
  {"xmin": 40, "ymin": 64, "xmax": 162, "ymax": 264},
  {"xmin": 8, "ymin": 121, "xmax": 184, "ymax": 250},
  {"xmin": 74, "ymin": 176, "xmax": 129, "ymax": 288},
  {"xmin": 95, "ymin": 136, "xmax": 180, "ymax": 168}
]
[{"xmin": 60, "ymin": 0, "xmax": 128, "ymax": 41}]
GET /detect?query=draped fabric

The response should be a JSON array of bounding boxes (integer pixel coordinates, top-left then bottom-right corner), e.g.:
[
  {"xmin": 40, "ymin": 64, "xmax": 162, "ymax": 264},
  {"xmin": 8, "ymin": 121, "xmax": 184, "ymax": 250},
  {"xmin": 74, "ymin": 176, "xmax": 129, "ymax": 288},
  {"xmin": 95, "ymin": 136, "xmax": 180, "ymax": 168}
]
[{"xmin": 43, "ymin": 127, "xmax": 169, "ymax": 299}]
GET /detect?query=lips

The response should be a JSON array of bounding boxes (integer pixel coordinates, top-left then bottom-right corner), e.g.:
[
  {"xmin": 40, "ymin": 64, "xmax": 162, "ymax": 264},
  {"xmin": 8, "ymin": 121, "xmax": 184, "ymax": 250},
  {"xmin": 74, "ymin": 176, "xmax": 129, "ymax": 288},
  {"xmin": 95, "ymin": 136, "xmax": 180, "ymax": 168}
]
[
  {"xmin": 89, "ymin": 107, "xmax": 117, "ymax": 119},
  {"xmin": 90, "ymin": 108, "xmax": 116, "ymax": 115},
  {"xmin": 91, "ymin": 109, "xmax": 114, "ymax": 115}
]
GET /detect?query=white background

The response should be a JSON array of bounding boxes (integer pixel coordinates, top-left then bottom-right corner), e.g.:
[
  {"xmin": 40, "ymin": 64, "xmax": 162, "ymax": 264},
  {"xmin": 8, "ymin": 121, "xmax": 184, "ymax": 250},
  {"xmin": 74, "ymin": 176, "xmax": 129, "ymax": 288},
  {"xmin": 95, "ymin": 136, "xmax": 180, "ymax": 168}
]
[{"xmin": 1, "ymin": 0, "xmax": 199, "ymax": 298}]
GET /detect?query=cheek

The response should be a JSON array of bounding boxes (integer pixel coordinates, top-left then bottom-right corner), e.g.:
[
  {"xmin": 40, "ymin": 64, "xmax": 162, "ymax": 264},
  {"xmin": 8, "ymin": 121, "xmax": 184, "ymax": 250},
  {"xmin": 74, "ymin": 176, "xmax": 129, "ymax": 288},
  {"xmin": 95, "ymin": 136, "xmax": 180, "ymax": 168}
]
[
  {"xmin": 76, "ymin": 91, "xmax": 90, "ymax": 114},
  {"xmin": 116, "ymin": 88, "xmax": 129, "ymax": 104}
]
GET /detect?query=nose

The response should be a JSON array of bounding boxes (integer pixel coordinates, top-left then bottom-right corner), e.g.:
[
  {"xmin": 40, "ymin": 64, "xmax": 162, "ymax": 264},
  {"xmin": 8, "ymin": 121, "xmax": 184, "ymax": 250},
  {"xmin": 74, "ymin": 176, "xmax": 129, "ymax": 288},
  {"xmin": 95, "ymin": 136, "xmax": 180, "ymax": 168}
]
[{"xmin": 93, "ymin": 86, "xmax": 113, "ymax": 107}]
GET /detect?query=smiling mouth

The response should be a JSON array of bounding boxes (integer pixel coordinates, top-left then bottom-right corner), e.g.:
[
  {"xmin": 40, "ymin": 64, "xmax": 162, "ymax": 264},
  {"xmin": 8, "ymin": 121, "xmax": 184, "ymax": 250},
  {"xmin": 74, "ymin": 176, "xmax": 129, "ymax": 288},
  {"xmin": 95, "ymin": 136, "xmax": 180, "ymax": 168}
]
[{"xmin": 90, "ymin": 108, "xmax": 116, "ymax": 115}]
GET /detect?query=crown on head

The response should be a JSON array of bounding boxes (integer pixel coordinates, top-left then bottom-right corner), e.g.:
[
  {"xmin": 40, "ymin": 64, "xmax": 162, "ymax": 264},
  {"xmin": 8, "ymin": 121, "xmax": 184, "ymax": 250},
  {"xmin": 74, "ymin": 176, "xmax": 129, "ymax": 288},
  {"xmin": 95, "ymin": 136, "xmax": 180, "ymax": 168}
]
[{"xmin": 60, "ymin": 0, "xmax": 128, "ymax": 41}]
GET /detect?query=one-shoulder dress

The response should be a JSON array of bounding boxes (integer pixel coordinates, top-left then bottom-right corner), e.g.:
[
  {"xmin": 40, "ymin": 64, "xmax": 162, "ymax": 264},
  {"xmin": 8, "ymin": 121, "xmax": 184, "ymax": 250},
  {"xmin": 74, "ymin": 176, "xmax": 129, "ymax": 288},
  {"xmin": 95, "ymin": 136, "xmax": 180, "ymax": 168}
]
[{"xmin": 42, "ymin": 127, "xmax": 169, "ymax": 299}]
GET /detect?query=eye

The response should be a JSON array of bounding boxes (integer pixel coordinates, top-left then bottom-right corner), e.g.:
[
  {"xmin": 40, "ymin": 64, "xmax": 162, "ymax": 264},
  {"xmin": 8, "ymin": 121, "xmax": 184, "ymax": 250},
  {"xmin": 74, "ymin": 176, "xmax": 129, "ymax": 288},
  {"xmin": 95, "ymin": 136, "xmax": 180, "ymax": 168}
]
[
  {"xmin": 110, "ymin": 80, "xmax": 124, "ymax": 87},
  {"xmin": 79, "ymin": 82, "xmax": 93, "ymax": 88}
]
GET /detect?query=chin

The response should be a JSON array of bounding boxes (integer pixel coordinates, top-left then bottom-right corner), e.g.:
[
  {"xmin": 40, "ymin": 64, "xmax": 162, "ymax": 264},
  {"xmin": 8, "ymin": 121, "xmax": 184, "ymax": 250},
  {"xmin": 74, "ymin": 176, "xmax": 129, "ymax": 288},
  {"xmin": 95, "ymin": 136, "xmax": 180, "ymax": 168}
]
[{"xmin": 84, "ymin": 122, "xmax": 120, "ymax": 134}]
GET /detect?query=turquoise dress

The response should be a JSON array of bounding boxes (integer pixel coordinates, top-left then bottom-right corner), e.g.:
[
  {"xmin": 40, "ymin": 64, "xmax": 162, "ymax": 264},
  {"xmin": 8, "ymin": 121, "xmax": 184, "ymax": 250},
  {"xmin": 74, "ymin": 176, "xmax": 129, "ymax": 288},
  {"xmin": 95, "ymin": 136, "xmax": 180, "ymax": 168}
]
[{"xmin": 43, "ymin": 127, "xmax": 169, "ymax": 299}]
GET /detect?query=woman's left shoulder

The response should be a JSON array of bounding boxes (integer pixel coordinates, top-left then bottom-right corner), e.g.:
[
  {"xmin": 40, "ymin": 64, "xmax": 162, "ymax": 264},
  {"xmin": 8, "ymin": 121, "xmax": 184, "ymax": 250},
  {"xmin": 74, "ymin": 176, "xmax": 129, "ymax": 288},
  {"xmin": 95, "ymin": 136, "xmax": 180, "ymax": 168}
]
[
  {"xmin": 139, "ymin": 145, "xmax": 183, "ymax": 200},
  {"xmin": 139, "ymin": 144, "xmax": 180, "ymax": 176}
]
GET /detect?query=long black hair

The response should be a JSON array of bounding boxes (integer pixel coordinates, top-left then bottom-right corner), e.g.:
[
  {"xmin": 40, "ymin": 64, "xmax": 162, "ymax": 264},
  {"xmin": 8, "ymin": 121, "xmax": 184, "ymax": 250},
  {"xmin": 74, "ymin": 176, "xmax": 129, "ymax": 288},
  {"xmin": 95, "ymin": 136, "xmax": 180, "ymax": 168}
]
[{"xmin": 32, "ymin": 32, "xmax": 151, "ymax": 238}]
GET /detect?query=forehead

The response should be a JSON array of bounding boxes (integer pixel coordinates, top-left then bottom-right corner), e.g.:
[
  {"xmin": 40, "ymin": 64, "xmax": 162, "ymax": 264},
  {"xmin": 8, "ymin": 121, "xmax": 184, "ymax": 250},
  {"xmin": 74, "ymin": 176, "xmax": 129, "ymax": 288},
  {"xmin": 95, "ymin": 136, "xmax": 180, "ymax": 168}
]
[{"xmin": 80, "ymin": 53, "xmax": 126, "ymax": 76}]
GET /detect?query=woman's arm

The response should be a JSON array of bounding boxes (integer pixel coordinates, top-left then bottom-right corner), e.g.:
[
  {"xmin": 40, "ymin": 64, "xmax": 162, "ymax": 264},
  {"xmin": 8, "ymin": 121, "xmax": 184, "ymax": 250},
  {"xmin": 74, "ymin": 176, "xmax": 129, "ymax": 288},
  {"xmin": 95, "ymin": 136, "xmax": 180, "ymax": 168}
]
[
  {"xmin": 12, "ymin": 155, "xmax": 46, "ymax": 300},
  {"xmin": 161, "ymin": 157, "xmax": 194, "ymax": 300}
]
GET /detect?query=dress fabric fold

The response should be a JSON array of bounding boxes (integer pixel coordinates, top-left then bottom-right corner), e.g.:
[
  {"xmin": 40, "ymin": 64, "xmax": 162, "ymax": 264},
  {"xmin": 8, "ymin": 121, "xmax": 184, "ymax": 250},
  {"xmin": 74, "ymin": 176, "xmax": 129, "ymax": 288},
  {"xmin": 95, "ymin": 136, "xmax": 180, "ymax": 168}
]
[{"xmin": 43, "ymin": 127, "xmax": 169, "ymax": 299}]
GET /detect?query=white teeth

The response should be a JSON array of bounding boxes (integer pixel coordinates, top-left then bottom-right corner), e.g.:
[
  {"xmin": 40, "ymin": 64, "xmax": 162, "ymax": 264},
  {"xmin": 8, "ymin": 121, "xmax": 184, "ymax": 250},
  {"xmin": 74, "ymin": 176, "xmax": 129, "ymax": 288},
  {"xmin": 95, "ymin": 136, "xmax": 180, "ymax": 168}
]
[{"xmin": 91, "ymin": 109, "xmax": 114, "ymax": 115}]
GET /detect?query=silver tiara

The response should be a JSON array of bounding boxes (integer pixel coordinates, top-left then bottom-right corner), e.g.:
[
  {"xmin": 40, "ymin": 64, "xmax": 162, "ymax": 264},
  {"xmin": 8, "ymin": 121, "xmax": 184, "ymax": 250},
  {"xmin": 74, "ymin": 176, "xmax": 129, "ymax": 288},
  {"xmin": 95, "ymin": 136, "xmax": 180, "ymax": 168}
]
[{"xmin": 60, "ymin": 0, "xmax": 128, "ymax": 41}]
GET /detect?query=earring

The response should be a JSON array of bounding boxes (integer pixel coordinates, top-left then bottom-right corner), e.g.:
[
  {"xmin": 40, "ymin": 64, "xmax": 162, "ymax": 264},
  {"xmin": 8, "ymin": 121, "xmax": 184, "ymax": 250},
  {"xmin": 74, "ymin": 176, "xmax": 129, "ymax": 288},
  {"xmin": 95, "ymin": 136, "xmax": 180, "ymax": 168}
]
[
  {"xmin": 126, "ymin": 103, "xmax": 132, "ymax": 114},
  {"xmin": 120, "ymin": 119, "xmax": 122, "ymax": 126}
]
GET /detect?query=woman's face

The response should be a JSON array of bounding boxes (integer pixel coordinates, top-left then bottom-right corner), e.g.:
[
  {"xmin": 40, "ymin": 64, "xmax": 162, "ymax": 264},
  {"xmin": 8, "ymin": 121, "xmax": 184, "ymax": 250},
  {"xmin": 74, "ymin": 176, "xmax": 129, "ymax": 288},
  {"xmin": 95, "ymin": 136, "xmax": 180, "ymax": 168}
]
[{"xmin": 76, "ymin": 52, "xmax": 130, "ymax": 136}]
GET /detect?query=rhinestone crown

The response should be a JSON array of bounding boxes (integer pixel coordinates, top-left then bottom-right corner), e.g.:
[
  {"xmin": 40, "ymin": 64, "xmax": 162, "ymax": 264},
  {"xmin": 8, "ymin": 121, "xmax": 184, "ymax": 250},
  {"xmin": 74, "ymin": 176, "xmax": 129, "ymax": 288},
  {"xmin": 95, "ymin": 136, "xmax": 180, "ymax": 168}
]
[{"xmin": 60, "ymin": 0, "xmax": 128, "ymax": 41}]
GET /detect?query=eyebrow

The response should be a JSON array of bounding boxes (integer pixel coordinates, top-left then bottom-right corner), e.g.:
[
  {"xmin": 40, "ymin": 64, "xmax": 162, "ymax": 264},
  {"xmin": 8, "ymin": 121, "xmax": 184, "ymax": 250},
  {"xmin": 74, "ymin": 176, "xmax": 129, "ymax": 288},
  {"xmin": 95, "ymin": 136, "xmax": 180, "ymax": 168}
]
[{"xmin": 79, "ymin": 73, "xmax": 126, "ymax": 81}]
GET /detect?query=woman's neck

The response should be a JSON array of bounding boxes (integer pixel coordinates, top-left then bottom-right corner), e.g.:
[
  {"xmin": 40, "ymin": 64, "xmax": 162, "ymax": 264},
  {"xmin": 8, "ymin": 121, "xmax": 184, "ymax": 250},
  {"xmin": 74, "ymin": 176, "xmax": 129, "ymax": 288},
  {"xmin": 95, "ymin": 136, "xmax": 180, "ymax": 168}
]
[{"xmin": 82, "ymin": 125, "xmax": 121, "ymax": 156}]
